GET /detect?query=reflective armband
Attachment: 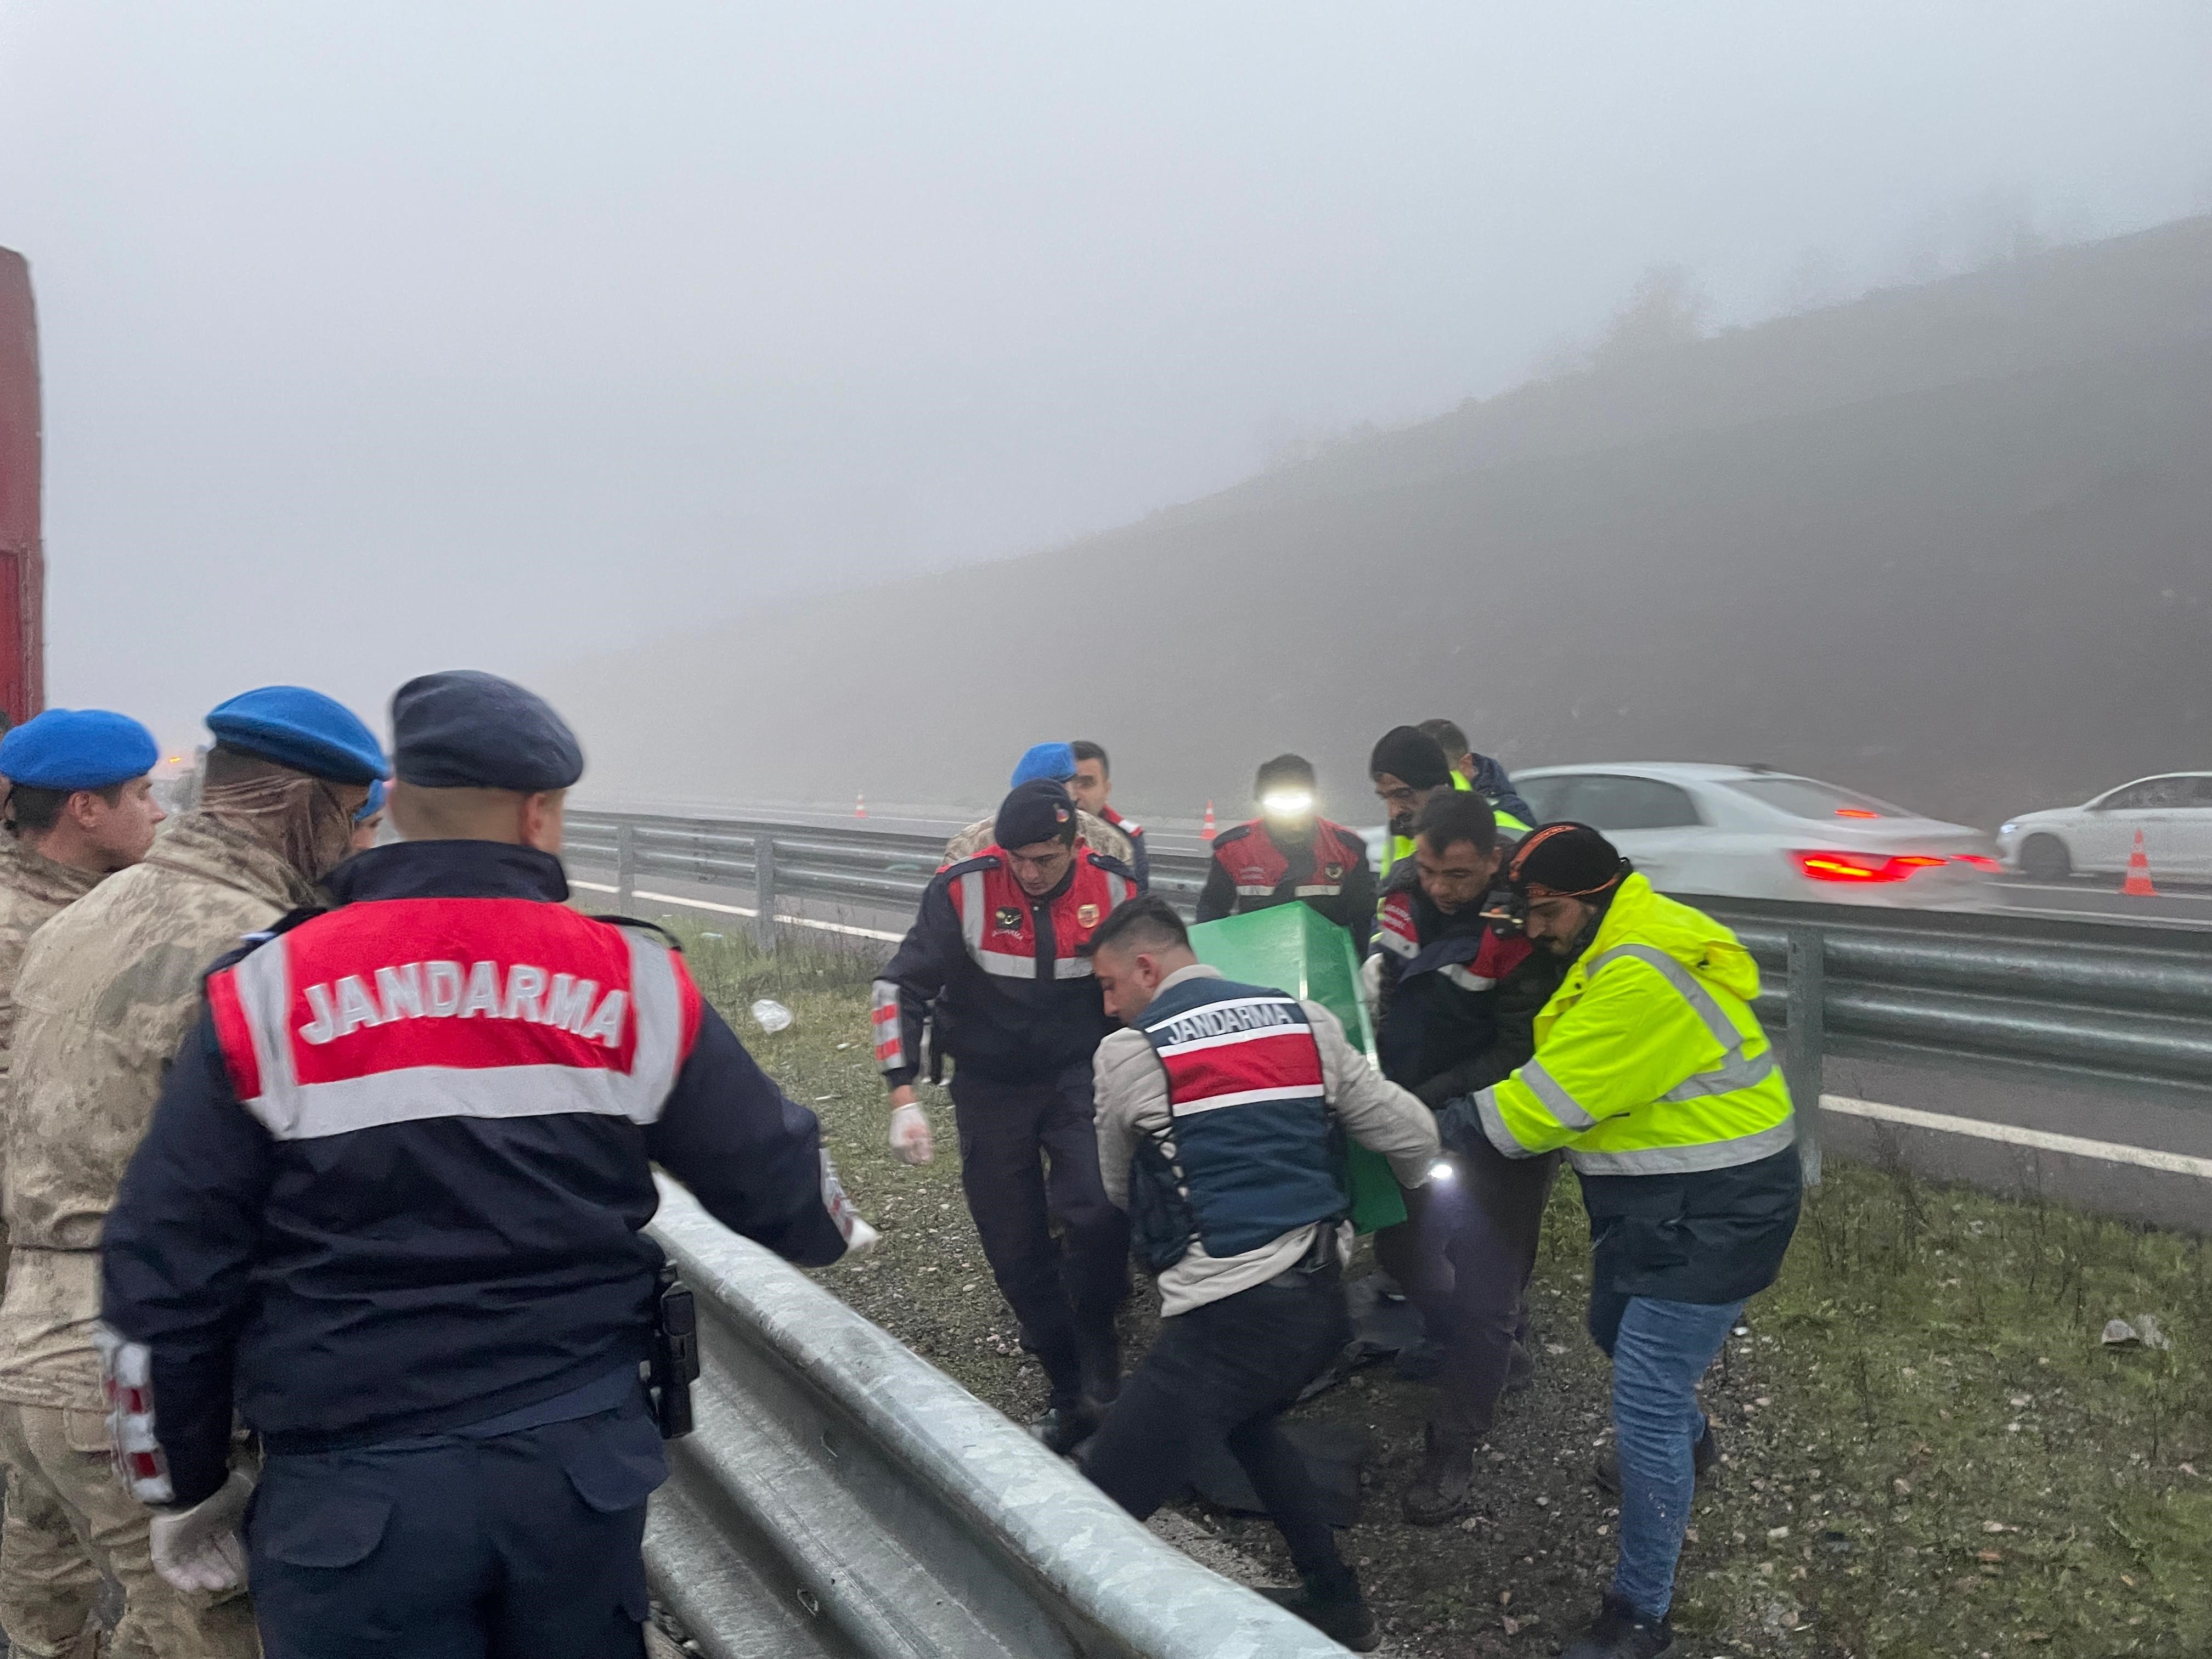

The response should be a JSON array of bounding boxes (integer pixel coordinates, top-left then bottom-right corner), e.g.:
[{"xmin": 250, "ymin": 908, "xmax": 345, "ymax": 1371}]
[{"xmin": 94, "ymin": 1324, "xmax": 173, "ymax": 1505}]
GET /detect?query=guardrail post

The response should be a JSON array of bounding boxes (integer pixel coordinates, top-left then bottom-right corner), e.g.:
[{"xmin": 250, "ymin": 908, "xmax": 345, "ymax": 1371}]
[
  {"xmin": 615, "ymin": 823, "xmax": 637, "ymax": 915},
  {"xmin": 1784, "ymin": 927, "xmax": 1825, "ymax": 1187},
  {"xmin": 753, "ymin": 833, "xmax": 778, "ymax": 955}
]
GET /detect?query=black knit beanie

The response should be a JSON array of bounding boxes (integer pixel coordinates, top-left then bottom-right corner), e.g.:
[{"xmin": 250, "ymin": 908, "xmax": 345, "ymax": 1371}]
[
  {"xmin": 1507, "ymin": 821, "xmax": 1629, "ymax": 897},
  {"xmin": 1368, "ymin": 725, "xmax": 1452, "ymax": 790}
]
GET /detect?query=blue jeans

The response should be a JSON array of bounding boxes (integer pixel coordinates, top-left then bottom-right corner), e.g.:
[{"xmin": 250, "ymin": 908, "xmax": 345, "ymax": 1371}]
[{"xmin": 1590, "ymin": 1293, "xmax": 1743, "ymax": 1621}]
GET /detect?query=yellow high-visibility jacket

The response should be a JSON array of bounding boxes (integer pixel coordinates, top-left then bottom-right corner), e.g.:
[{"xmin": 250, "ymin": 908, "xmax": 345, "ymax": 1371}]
[{"xmin": 1475, "ymin": 873, "xmax": 1796, "ymax": 1177}]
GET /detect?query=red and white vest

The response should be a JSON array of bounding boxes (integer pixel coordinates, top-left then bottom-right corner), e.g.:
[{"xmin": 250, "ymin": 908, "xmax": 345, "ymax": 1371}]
[{"xmin": 206, "ymin": 900, "xmax": 704, "ymax": 1142}]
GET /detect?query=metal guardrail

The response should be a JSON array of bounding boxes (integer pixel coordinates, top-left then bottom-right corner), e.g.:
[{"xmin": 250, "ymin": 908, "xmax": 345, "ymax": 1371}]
[
  {"xmin": 642, "ymin": 1178, "xmax": 1351, "ymax": 1659},
  {"xmin": 566, "ymin": 811, "xmax": 1209, "ymax": 947},
  {"xmin": 570, "ymin": 810, "xmax": 2212, "ymax": 1120}
]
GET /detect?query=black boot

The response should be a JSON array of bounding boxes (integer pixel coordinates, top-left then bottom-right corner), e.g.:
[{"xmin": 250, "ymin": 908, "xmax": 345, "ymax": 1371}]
[
  {"xmin": 1029, "ymin": 1397, "xmax": 1102, "ymax": 1456},
  {"xmin": 1259, "ymin": 1572, "xmax": 1379, "ymax": 1652},
  {"xmin": 1075, "ymin": 1322, "xmax": 1121, "ymax": 1408},
  {"xmin": 1561, "ymin": 1592, "xmax": 1673, "ymax": 1658},
  {"xmin": 1401, "ymin": 1422, "xmax": 1480, "ymax": 1526},
  {"xmin": 1593, "ymin": 1419, "xmax": 1719, "ymax": 1495}
]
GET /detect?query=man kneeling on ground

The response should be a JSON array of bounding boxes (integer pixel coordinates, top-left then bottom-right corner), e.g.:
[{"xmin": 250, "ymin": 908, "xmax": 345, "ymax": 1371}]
[{"xmin": 1081, "ymin": 897, "xmax": 1437, "ymax": 1652}]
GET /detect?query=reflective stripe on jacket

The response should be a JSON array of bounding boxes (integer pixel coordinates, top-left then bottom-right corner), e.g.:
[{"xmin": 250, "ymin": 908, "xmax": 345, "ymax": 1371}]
[
  {"xmin": 871, "ymin": 848, "xmax": 1134, "ymax": 1087},
  {"xmin": 1474, "ymin": 873, "xmax": 1794, "ymax": 1177}
]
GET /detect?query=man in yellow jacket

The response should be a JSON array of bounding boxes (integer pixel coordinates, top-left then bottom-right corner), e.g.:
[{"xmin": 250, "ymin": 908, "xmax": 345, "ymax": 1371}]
[{"xmin": 1443, "ymin": 822, "xmax": 1801, "ymax": 1659}]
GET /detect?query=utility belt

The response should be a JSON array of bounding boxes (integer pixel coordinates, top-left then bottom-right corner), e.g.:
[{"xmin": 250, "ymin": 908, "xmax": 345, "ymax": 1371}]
[
  {"xmin": 646, "ymin": 1266, "xmax": 700, "ymax": 1440},
  {"xmin": 1261, "ymin": 1224, "xmax": 1343, "ymax": 1290}
]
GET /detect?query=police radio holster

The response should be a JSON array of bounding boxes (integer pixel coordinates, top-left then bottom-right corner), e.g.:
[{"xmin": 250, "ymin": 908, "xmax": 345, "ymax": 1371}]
[{"xmin": 647, "ymin": 1266, "xmax": 701, "ymax": 1440}]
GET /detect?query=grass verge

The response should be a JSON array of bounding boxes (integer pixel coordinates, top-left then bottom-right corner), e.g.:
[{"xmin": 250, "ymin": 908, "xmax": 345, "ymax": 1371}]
[{"xmin": 669, "ymin": 921, "xmax": 2211, "ymax": 1659}]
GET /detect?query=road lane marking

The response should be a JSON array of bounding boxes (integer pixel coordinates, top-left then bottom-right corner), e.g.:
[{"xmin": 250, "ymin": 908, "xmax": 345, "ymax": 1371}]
[
  {"xmin": 1821, "ymin": 1094, "xmax": 2212, "ymax": 1180},
  {"xmin": 570, "ymin": 880, "xmax": 905, "ymax": 942},
  {"xmin": 1994, "ymin": 904, "xmax": 2212, "ymax": 930}
]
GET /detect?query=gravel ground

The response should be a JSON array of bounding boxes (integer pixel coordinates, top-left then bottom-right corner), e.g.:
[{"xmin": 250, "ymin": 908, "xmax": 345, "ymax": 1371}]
[{"xmin": 670, "ymin": 921, "xmax": 2210, "ymax": 1659}]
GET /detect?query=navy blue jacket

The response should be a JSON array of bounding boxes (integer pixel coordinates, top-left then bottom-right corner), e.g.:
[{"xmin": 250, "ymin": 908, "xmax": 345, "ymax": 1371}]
[
  {"xmin": 1467, "ymin": 752, "xmax": 1536, "ymax": 828},
  {"xmin": 871, "ymin": 847, "xmax": 1133, "ymax": 1090},
  {"xmin": 101, "ymin": 840, "xmax": 850, "ymax": 1508},
  {"xmin": 1372, "ymin": 867, "xmax": 1561, "ymax": 1108}
]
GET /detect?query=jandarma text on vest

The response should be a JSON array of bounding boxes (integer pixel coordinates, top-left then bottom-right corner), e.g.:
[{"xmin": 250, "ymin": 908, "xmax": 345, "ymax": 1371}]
[
  {"xmin": 1148, "ymin": 996, "xmax": 1301, "ymax": 1048},
  {"xmin": 296, "ymin": 962, "xmax": 630, "ymax": 1047}
]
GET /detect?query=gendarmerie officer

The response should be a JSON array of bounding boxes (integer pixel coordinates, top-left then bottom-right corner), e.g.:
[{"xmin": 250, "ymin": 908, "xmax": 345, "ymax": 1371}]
[
  {"xmin": 1194, "ymin": 753, "xmax": 1375, "ymax": 950},
  {"xmin": 1371, "ymin": 789, "xmax": 1565, "ymax": 1526},
  {"xmin": 873, "ymin": 778, "xmax": 1136, "ymax": 1450},
  {"xmin": 1084, "ymin": 896, "xmax": 1437, "ymax": 1653},
  {"xmin": 98, "ymin": 671, "xmax": 875, "ymax": 1659}
]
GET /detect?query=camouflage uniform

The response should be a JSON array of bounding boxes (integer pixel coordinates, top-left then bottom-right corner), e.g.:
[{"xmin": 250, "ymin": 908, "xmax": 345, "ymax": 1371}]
[
  {"xmin": 0, "ymin": 841, "xmax": 106, "ymax": 1257},
  {"xmin": 0, "ymin": 812, "xmax": 307, "ymax": 1659},
  {"xmin": 943, "ymin": 808, "xmax": 1132, "ymax": 869},
  {"xmin": 0, "ymin": 842, "xmax": 108, "ymax": 1659}
]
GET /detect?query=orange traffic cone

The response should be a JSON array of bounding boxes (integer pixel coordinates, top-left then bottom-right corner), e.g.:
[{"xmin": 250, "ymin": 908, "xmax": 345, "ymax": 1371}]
[
  {"xmin": 2121, "ymin": 829, "xmax": 2157, "ymax": 896},
  {"xmin": 1201, "ymin": 800, "xmax": 1216, "ymax": 840},
  {"xmin": 854, "ymin": 791, "xmax": 867, "ymax": 820}
]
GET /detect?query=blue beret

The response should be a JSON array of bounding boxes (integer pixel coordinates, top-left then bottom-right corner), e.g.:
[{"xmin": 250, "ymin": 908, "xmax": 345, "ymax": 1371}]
[
  {"xmin": 206, "ymin": 686, "xmax": 387, "ymax": 785},
  {"xmin": 353, "ymin": 778, "xmax": 387, "ymax": 823},
  {"xmin": 391, "ymin": 670, "xmax": 583, "ymax": 792},
  {"xmin": 1010, "ymin": 742, "xmax": 1076, "ymax": 787},
  {"xmin": 0, "ymin": 709, "xmax": 160, "ymax": 791}
]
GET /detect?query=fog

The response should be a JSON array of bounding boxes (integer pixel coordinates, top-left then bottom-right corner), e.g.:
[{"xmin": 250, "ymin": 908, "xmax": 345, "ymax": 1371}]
[{"xmin": 3, "ymin": 2, "xmax": 2210, "ymax": 765}]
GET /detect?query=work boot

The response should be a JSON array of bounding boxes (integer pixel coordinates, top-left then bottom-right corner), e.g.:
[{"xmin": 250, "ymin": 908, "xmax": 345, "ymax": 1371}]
[
  {"xmin": 1076, "ymin": 1323, "xmax": 1121, "ymax": 1407},
  {"xmin": 1401, "ymin": 1421, "xmax": 1481, "ymax": 1526},
  {"xmin": 1505, "ymin": 1338, "xmax": 1534, "ymax": 1393},
  {"xmin": 1392, "ymin": 1335, "xmax": 1446, "ymax": 1383},
  {"xmin": 1561, "ymin": 1592, "xmax": 1673, "ymax": 1658},
  {"xmin": 1593, "ymin": 1419, "xmax": 1719, "ymax": 1495},
  {"xmin": 1259, "ymin": 1574, "xmax": 1380, "ymax": 1652},
  {"xmin": 1029, "ymin": 1398, "xmax": 1102, "ymax": 1457}
]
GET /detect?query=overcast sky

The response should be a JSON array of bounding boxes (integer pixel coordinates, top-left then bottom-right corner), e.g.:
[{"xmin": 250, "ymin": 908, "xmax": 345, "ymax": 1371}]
[{"xmin": 3, "ymin": 2, "xmax": 2209, "ymax": 757}]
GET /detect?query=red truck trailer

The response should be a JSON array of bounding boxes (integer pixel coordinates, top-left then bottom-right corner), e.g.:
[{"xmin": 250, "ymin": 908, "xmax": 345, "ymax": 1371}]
[{"xmin": 0, "ymin": 249, "xmax": 44, "ymax": 727}]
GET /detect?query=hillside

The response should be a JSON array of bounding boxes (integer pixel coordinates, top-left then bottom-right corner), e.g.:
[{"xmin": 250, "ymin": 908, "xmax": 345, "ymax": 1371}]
[{"xmin": 552, "ymin": 216, "xmax": 2212, "ymax": 828}]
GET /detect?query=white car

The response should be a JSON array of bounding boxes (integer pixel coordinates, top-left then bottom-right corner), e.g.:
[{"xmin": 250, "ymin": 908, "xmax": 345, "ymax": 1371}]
[
  {"xmin": 1997, "ymin": 773, "xmax": 2212, "ymax": 882},
  {"xmin": 1506, "ymin": 763, "xmax": 1999, "ymax": 908}
]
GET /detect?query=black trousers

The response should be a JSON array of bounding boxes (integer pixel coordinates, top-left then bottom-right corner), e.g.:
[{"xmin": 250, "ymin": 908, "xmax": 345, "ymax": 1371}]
[
  {"xmin": 1082, "ymin": 1262, "xmax": 1354, "ymax": 1593},
  {"xmin": 950, "ymin": 1063, "xmax": 1130, "ymax": 1398},
  {"xmin": 246, "ymin": 1392, "xmax": 667, "ymax": 1658},
  {"xmin": 1375, "ymin": 1141, "xmax": 1561, "ymax": 1436}
]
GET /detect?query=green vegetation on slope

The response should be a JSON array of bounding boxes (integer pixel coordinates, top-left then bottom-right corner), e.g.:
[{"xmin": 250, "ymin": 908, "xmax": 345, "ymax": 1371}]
[{"xmin": 675, "ymin": 924, "xmax": 2211, "ymax": 1658}]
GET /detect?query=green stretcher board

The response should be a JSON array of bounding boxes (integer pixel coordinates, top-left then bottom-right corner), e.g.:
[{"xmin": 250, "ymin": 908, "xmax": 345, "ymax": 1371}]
[{"xmin": 1187, "ymin": 902, "xmax": 1409, "ymax": 1234}]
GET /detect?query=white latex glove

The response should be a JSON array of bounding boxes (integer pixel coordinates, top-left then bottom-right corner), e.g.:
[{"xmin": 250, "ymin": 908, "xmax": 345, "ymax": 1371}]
[
  {"xmin": 888, "ymin": 1101, "xmax": 934, "ymax": 1166},
  {"xmin": 149, "ymin": 1470, "xmax": 253, "ymax": 1594},
  {"xmin": 840, "ymin": 1215, "xmax": 882, "ymax": 1259},
  {"xmin": 1359, "ymin": 950, "xmax": 1385, "ymax": 1019}
]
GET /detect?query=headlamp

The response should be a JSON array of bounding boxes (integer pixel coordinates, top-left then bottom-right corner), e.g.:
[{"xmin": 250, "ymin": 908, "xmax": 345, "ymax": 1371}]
[
  {"xmin": 1260, "ymin": 789, "xmax": 1315, "ymax": 818},
  {"xmin": 1479, "ymin": 887, "xmax": 1527, "ymax": 936}
]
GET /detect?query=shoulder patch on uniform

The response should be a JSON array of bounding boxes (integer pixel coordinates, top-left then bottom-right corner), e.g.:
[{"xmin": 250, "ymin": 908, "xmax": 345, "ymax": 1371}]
[
  {"xmin": 1211, "ymin": 822, "xmax": 1255, "ymax": 848},
  {"xmin": 1084, "ymin": 851, "xmax": 1136, "ymax": 878},
  {"xmin": 1376, "ymin": 894, "xmax": 1419, "ymax": 958}
]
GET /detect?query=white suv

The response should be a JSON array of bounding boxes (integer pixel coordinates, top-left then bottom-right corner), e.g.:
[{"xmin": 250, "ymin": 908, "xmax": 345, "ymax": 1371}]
[
  {"xmin": 1510, "ymin": 763, "xmax": 1999, "ymax": 909},
  {"xmin": 1998, "ymin": 774, "xmax": 2212, "ymax": 882}
]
